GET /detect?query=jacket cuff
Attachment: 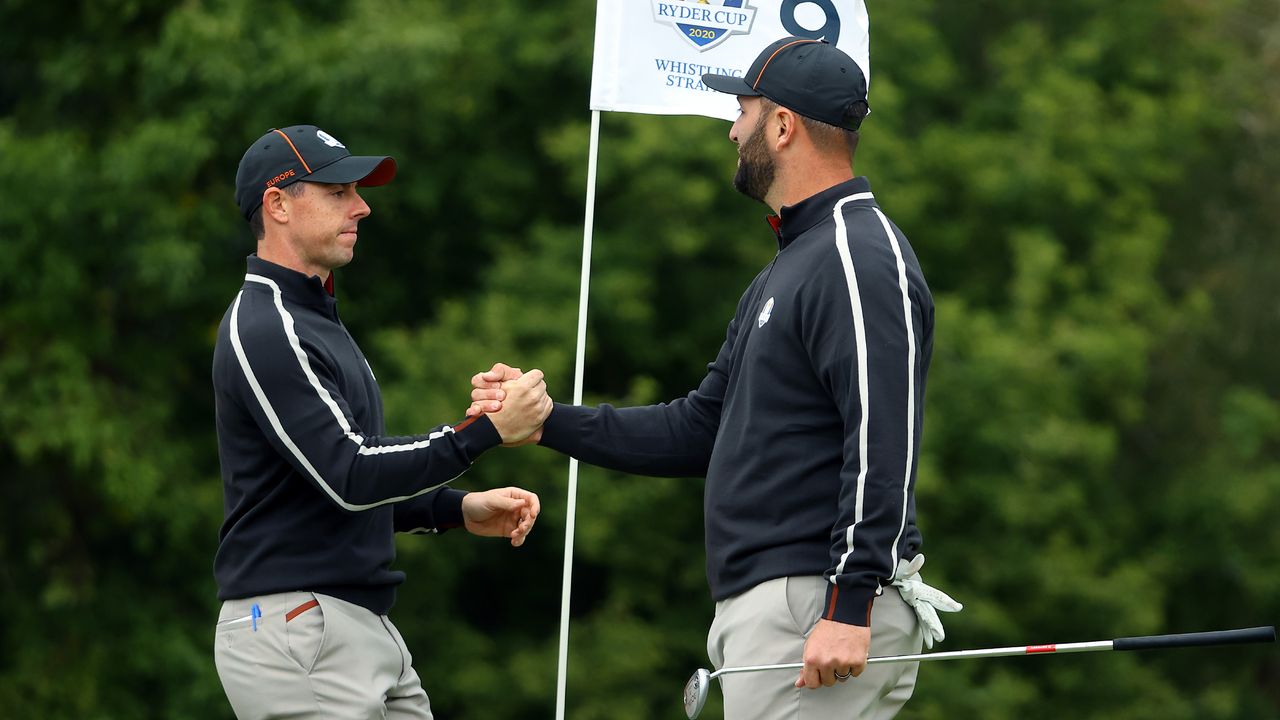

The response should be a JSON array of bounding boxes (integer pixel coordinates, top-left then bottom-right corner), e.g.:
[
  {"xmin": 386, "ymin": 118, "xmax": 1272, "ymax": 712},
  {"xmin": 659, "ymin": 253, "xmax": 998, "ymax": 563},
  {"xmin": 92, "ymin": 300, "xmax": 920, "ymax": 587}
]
[
  {"xmin": 823, "ymin": 582, "xmax": 878, "ymax": 627},
  {"xmin": 432, "ymin": 488, "xmax": 468, "ymax": 531},
  {"xmin": 538, "ymin": 402, "xmax": 584, "ymax": 452},
  {"xmin": 454, "ymin": 414, "xmax": 502, "ymax": 459}
]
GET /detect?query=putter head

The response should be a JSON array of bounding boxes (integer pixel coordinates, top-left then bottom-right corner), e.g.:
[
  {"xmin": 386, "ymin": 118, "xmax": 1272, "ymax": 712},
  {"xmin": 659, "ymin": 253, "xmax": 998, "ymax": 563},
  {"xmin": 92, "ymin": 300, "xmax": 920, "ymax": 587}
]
[{"xmin": 683, "ymin": 667, "xmax": 711, "ymax": 719}]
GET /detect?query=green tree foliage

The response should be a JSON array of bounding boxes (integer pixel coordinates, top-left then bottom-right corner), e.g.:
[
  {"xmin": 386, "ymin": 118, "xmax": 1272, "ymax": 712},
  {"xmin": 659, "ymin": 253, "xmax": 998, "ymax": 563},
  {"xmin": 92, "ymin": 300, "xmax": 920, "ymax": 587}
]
[{"xmin": 0, "ymin": 0, "xmax": 1275, "ymax": 717}]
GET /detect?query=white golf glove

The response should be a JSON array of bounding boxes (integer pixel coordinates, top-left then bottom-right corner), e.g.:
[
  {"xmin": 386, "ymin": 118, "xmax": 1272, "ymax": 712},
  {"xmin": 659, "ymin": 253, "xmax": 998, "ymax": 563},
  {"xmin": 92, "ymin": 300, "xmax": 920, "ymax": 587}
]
[{"xmin": 890, "ymin": 554, "xmax": 963, "ymax": 650}]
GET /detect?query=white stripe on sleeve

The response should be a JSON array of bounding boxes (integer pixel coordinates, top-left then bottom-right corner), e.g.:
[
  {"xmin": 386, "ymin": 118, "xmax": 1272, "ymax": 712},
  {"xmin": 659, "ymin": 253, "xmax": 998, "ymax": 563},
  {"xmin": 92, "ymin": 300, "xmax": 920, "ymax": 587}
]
[
  {"xmin": 230, "ymin": 287, "xmax": 460, "ymax": 511},
  {"xmin": 830, "ymin": 192, "xmax": 874, "ymax": 583},
  {"xmin": 827, "ymin": 193, "xmax": 917, "ymax": 590},
  {"xmin": 872, "ymin": 207, "xmax": 917, "ymax": 581}
]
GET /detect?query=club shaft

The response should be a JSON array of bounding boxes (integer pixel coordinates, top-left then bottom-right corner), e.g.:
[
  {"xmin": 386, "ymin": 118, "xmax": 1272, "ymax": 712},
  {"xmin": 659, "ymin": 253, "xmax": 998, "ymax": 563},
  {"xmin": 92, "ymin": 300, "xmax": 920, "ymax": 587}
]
[
  {"xmin": 708, "ymin": 642, "xmax": 1111, "ymax": 679},
  {"xmin": 707, "ymin": 626, "xmax": 1274, "ymax": 680}
]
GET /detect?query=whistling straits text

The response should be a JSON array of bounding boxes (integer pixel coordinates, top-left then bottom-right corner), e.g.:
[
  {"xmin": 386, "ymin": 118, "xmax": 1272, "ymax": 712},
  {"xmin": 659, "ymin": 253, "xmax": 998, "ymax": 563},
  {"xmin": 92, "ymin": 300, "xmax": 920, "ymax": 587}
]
[{"xmin": 655, "ymin": 58, "xmax": 742, "ymax": 91}]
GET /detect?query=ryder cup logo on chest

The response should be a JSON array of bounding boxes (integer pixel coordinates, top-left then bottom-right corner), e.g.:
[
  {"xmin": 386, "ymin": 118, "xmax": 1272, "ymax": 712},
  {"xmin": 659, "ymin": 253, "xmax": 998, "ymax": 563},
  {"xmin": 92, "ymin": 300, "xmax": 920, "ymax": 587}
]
[
  {"xmin": 757, "ymin": 297, "xmax": 774, "ymax": 327},
  {"xmin": 652, "ymin": 0, "xmax": 757, "ymax": 51}
]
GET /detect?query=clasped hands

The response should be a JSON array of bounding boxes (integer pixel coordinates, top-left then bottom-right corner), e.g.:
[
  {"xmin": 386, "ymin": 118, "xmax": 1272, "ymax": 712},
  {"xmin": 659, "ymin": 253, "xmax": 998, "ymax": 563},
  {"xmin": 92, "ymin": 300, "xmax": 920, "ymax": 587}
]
[
  {"xmin": 466, "ymin": 362, "xmax": 547, "ymax": 447},
  {"xmin": 455, "ymin": 363, "xmax": 550, "ymax": 547}
]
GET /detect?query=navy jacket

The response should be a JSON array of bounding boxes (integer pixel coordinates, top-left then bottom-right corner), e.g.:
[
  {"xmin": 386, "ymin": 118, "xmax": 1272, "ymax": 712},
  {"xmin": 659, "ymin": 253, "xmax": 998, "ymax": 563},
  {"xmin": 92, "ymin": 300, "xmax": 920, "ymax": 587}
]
[
  {"xmin": 540, "ymin": 177, "xmax": 931, "ymax": 626},
  {"xmin": 212, "ymin": 256, "xmax": 501, "ymax": 614}
]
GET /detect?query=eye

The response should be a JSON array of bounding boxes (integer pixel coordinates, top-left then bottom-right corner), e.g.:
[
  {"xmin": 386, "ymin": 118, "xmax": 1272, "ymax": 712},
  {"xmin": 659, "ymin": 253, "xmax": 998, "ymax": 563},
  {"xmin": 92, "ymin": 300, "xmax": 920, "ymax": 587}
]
[{"xmin": 332, "ymin": 189, "xmax": 345, "ymax": 197}]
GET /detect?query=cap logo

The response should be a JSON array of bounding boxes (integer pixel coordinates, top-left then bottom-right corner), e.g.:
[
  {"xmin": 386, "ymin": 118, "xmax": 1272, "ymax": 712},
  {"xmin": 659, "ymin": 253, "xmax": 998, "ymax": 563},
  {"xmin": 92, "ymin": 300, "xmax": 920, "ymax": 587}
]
[
  {"xmin": 316, "ymin": 130, "xmax": 346, "ymax": 148},
  {"xmin": 651, "ymin": 0, "xmax": 757, "ymax": 52}
]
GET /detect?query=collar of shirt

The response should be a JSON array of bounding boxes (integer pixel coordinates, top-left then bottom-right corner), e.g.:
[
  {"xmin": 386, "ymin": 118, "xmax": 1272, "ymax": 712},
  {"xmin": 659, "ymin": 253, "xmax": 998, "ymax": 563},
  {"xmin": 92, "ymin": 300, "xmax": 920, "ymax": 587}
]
[
  {"xmin": 766, "ymin": 176, "xmax": 874, "ymax": 251},
  {"xmin": 245, "ymin": 254, "xmax": 338, "ymax": 310}
]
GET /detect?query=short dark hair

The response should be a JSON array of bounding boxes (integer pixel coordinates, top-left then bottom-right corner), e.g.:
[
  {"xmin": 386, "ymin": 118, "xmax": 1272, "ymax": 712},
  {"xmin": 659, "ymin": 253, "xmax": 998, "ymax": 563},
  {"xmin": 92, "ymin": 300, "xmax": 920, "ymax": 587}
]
[
  {"xmin": 247, "ymin": 181, "xmax": 308, "ymax": 240},
  {"xmin": 762, "ymin": 98, "xmax": 861, "ymax": 161}
]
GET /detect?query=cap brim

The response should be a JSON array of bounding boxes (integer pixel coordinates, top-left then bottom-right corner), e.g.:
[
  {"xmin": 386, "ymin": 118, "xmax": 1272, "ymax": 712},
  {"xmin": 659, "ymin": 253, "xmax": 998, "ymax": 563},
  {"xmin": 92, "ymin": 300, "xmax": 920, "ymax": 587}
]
[
  {"xmin": 305, "ymin": 155, "xmax": 397, "ymax": 186},
  {"xmin": 702, "ymin": 73, "xmax": 760, "ymax": 97}
]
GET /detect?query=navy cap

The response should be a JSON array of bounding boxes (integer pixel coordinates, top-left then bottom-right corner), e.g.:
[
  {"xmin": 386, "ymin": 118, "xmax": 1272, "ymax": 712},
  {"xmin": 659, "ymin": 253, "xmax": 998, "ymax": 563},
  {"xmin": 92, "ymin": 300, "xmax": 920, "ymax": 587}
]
[
  {"xmin": 234, "ymin": 125, "xmax": 397, "ymax": 220},
  {"xmin": 702, "ymin": 37, "xmax": 869, "ymax": 130}
]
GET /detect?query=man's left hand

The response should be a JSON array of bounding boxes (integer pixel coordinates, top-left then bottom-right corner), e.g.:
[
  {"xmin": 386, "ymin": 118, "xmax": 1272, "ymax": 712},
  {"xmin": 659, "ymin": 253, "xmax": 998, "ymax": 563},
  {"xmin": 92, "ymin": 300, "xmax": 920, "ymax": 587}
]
[
  {"xmin": 794, "ymin": 619, "xmax": 870, "ymax": 689},
  {"xmin": 461, "ymin": 487, "xmax": 541, "ymax": 547}
]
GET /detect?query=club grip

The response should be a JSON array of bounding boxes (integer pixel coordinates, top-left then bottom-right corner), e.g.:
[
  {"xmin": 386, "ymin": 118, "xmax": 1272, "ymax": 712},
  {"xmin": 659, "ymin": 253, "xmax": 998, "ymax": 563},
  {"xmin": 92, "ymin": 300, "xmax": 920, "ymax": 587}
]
[{"xmin": 1113, "ymin": 626, "xmax": 1276, "ymax": 652}]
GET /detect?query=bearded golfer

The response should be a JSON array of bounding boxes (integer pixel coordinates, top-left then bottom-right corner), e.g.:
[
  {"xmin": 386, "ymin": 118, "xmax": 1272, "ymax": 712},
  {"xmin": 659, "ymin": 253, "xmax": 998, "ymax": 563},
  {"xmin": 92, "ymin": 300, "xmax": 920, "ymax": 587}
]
[{"xmin": 471, "ymin": 39, "xmax": 961, "ymax": 719}]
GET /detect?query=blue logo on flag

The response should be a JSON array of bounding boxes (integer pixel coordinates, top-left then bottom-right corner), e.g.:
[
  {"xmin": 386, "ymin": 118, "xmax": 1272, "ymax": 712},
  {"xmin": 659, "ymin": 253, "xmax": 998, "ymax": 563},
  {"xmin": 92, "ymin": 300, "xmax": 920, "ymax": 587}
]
[{"xmin": 652, "ymin": 0, "xmax": 757, "ymax": 52}]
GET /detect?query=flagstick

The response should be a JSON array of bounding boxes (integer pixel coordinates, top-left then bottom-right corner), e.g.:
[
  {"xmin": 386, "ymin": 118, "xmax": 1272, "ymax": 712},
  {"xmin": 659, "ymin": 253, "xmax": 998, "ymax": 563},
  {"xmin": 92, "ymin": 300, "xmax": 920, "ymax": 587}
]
[{"xmin": 556, "ymin": 108, "xmax": 601, "ymax": 720}]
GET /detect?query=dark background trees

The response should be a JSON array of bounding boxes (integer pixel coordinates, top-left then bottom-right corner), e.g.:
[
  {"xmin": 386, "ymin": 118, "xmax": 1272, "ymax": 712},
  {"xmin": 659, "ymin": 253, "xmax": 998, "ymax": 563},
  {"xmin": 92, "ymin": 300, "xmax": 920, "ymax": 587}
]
[{"xmin": 1, "ymin": 1, "xmax": 1276, "ymax": 717}]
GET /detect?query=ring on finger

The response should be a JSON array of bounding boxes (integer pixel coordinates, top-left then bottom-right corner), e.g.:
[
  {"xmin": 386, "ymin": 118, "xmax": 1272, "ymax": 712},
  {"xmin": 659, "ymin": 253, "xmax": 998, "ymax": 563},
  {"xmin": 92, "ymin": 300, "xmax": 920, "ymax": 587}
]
[{"xmin": 834, "ymin": 669, "xmax": 851, "ymax": 680}]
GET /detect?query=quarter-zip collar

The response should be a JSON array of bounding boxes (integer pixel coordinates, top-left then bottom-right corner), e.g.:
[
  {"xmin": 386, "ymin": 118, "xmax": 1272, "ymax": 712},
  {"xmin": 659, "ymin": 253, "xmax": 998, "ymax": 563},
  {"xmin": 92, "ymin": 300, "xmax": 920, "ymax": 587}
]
[
  {"xmin": 244, "ymin": 254, "xmax": 337, "ymax": 312},
  {"xmin": 767, "ymin": 176, "xmax": 874, "ymax": 251}
]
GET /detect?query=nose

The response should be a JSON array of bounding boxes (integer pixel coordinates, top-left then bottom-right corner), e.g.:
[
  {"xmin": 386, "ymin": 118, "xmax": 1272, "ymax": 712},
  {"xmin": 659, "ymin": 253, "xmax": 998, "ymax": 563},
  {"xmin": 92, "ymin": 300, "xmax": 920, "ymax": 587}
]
[
  {"xmin": 728, "ymin": 121, "xmax": 739, "ymax": 144},
  {"xmin": 352, "ymin": 189, "xmax": 371, "ymax": 219}
]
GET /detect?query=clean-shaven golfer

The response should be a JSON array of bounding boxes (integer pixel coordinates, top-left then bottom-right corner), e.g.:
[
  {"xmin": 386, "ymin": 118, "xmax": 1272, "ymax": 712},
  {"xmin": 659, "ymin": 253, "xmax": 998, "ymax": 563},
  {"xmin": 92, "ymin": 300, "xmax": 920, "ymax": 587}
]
[
  {"xmin": 212, "ymin": 125, "xmax": 551, "ymax": 718},
  {"xmin": 471, "ymin": 39, "xmax": 960, "ymax": 719}
]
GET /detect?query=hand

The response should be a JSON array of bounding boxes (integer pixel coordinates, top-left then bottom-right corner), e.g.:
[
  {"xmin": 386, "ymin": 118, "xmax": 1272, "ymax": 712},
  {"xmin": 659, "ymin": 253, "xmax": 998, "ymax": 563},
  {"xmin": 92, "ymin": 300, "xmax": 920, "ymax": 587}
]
[
  {"xmin": 485, "ymin": 369, "xmax": 551, "ymax": 445},
  {"xmin": 461, "ymin": 487, "xmax": 541, "ymax": 547},
  {"xmin": 502, "ymin": 420, "xmax": 543, "ymax": 447},
  {"xmin": 466, "ymin": 362, "xmax": 524, "ymax": 417},
  {"xmin": 794, "ymin": 619, "xmax": 870, "ymax": 689}
]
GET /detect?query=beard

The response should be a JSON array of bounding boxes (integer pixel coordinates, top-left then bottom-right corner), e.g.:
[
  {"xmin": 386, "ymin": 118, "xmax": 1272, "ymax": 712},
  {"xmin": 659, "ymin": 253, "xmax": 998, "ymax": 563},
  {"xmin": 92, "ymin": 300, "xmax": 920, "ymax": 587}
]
[{"xmin": 732, "ymin": 114, "xmax": 775, "ymax": 203}]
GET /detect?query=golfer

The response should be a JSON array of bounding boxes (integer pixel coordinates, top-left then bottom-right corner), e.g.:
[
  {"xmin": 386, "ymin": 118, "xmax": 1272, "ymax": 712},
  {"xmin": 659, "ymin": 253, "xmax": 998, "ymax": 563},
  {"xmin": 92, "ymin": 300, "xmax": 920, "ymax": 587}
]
[
  {"xmin": 212, "ymin": 125, "xmax": 551, "ymax": 718},
  {"xmin": 472, "ymin": 39, "xmax": 959, "ymax": 718}
]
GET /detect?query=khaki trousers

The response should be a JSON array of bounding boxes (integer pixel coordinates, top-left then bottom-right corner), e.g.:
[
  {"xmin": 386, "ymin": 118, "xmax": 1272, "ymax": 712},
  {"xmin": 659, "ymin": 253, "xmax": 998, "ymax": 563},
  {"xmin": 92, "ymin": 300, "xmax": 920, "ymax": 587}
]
[
  {"xmin": 708, "ymin": 577, "xmax": 924, "ymax": 720},
  {"xmin": 214, "ymin": 591, "xmax": 433, "ymax": 719}
]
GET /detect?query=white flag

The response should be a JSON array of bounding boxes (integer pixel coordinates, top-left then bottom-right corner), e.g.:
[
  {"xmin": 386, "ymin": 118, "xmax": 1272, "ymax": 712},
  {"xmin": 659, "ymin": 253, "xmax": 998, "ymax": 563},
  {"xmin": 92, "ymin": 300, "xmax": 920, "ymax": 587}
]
[{"xmin": 590, "ymin": 0, "xmax": 869, "ymax": 121}]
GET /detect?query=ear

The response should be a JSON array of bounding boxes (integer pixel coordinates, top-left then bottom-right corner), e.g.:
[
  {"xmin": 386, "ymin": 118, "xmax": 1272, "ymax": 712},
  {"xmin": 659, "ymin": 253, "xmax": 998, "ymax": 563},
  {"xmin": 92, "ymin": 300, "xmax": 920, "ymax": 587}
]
[
  {"xmin": 263, "ymin": 187, "xmax": 290, "ymax": 225},
  {"xmin": 773, "ymin": 106, "xmax": 799, "ymax": 151}
]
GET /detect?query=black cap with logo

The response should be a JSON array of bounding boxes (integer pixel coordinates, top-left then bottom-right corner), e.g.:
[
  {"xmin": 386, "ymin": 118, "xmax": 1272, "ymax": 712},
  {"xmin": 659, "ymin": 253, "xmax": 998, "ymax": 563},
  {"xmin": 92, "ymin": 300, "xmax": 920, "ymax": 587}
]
[
  {"xmin": 234, "ymin": 125, "xmax": 397, "ymax": 220},
  {"xmin": 702, "ymin": 37, "xmax": 869, "ymax": 130}
]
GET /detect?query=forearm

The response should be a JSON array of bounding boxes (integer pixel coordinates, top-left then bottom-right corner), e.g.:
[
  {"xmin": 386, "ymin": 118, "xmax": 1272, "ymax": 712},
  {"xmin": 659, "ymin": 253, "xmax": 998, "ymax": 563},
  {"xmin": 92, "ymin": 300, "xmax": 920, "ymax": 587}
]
[
  {"xmin": 539, "ymin": 401, "xmax": 716, "ymax": 477},
  {"xmin": 319, "ymin": 417, "xmax": 501, "ymax": 509},
  {"xmin": 394, "ymin": 487, "xmax": 468, "ymax": 534}
]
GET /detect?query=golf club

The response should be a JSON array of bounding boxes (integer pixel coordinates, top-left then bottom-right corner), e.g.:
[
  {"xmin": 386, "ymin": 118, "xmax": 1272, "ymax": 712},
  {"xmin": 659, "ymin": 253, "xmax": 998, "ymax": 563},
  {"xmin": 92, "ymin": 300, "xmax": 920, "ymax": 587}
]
[{"xmin": 682, "ymin": 625, "xmax": 1275, "ymax": 719}]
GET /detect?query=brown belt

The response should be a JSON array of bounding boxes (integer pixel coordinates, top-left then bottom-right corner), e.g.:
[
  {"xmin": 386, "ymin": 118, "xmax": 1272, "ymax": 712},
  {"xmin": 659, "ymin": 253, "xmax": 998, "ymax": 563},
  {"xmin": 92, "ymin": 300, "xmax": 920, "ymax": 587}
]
[{"xmin": 285, "ymin": 599, "xmax": 319, "ymax": 622}]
